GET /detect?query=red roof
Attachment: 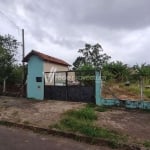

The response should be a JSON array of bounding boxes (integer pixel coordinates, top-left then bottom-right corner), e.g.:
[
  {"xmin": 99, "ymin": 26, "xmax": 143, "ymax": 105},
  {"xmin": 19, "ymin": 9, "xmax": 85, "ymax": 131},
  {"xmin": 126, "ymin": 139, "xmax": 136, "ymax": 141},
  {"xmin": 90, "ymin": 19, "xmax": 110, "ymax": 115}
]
[{"xmin": 23, "ymin": 50, "xmax": 70, "ymax": 66}]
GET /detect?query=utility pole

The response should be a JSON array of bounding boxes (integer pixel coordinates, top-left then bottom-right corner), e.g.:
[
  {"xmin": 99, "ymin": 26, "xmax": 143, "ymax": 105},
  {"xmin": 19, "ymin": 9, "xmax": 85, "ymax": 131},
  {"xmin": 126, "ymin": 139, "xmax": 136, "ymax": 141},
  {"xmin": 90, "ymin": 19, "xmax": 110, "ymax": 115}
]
[{"xmin": 22, "ymin": 29, "xmax": 25, "ymax": 84}]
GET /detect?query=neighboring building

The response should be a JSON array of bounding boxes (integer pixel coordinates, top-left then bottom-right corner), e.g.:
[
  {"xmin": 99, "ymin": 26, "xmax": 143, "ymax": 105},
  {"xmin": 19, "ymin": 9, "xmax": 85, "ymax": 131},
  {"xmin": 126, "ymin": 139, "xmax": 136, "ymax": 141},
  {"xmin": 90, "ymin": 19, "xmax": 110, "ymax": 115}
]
[{"xmin": 23, "ymin": 50, "xmax": 70, "ymax": 100}]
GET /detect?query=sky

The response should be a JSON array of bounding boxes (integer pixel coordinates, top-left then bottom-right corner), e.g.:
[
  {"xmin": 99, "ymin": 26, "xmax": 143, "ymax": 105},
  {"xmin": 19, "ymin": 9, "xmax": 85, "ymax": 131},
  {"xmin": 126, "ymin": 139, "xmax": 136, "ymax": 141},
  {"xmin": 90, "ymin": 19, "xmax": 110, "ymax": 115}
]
[{"xmin": 0, "ymin": 0, "xmax": 150, "ymax": 66}]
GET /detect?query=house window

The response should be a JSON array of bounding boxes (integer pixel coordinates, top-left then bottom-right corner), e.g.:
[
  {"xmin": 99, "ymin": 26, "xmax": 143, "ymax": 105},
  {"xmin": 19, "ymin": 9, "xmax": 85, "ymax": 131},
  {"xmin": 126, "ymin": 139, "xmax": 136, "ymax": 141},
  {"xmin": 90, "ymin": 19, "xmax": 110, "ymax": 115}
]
[{"xmin": 36, "ymin": 77, "xmax": 42, "ymax": 82}]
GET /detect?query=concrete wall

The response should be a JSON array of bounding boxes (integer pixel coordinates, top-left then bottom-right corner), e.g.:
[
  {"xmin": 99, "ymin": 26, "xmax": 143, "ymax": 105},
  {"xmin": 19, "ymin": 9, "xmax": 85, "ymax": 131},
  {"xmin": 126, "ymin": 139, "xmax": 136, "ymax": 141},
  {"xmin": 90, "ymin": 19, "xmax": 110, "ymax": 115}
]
[{"xmin": 27, "ymin": 56, "xmax": 44, "ymax": 100}]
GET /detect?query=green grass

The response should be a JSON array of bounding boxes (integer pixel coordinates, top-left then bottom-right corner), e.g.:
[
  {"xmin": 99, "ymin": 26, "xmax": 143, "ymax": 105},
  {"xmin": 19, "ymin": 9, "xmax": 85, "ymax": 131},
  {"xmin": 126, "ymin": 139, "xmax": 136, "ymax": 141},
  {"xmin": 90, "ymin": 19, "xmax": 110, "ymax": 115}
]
[
  {"xmin": 52, "ymin": 106, "xmax": 127, "ymax": 148},
  {"xmin": 23, "ymin": 120, "xmax": 30, "ymax": 125},
  {"xmin": 144, "ymin": 89, "xmax": 150, "ymax": 98},
  {"xmin": 124, "ymin": 84, "xmax": 140, "ymax": 94},
  {"xmin": 95, "ymin": 106, "xmax": 108, "ymax": 112},
  {"xmin": 86, "ymin": 103, "xmax": 108, "ymax": 112},
  {"xmin": 59, "ymin": 117, "xmax": 122, "ymax": 140},
  {"xmin": 121, "ymin": 83, "xmax": 150, "ymax": 100},
  {"xmin": 86, "ymin": 103, "xmax": 96, "ymax": 108},
  {"xmin": 143, "ymin": 141, "xmax": 150, "ymax": 148},
  {"xmin": 65, "ymin": 107, "xmax": 97, "ymax": 121}
]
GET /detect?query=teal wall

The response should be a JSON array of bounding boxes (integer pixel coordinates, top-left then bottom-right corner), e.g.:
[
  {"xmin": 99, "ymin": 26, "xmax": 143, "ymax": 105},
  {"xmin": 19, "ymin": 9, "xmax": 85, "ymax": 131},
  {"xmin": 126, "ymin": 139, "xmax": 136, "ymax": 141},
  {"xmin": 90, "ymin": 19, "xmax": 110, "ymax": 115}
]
[
  {"xmin": 95, "ymin": 71, "xmax": 150, "ymax": 110},
  {"xmin": 95, "ymin": 71, "xmax": 102, "ymax": 105},
  {"xmin": 27, "ymin": 55, "xmax": 44, "ymax": 100}
]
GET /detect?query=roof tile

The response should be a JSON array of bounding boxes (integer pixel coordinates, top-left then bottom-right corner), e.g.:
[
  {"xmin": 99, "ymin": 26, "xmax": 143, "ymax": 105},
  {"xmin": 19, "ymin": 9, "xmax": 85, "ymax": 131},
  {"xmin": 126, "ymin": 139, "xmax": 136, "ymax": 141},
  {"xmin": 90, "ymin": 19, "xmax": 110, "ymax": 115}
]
[{"xmin": 23, "ymin": 50, "xmax": 70, "ymax": 66}]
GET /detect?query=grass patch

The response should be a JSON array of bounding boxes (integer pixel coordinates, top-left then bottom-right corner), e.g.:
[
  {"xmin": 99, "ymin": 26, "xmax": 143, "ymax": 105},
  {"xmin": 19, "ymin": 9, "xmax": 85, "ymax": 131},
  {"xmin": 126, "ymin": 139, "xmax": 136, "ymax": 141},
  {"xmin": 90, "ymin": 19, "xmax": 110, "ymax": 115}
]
[
  {"xmin": 124, "ymin": 84, "xmax": 140, "ymax": 95},
  {"xmin": 59, "ymin": 117, "xmax": 122, "ymax": 140},
  {"xmin": 95, "ymin": 106, "xmax": 108, "ymax": 112},
  {"xmin": 52, "ymin": 106, "xmax": 127, "ymax": 148},
  {"xmin": 144, "ymin": 89, "xmax": 150, "ymax": 99},
  {"xmin": 65, "ymin": 107, "xmax": 97, "ymax": 121},
  {"xmin": 86, "ymin": 103, "xmax": 108, "ymax": 112},
  {"xmin": 143, "ymin": 141, "xmax": 150, "ymax": 148},
  {"xmin": 23, "ymin": 120, "xmax": 30, "ymax": 125},
  {"xmin": 86, "ymin": 103, "xmax": 96, "ymax": 108}
]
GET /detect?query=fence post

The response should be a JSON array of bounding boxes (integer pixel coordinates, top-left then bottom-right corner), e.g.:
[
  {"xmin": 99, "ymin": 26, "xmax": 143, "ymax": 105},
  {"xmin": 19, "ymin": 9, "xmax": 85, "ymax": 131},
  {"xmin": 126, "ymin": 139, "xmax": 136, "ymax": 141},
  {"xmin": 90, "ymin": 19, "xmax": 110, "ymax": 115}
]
[
  {"xmin": 140, "ymin": 77, "xmax": 143, "ymax": 101},
  {"xmin": 95, "ymin": 70, "xmax": 102, "ymax": 105},
  {"xmin": 3, "ymin": 79, "xmax": 6, "ymax": 93}
]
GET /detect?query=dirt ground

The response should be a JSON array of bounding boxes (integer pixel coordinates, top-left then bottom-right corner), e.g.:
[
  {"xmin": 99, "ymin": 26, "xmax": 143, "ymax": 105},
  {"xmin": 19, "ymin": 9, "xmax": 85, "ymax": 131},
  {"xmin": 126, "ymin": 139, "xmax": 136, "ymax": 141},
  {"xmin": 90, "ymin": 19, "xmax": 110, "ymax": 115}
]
[
  {"xmin": 102, "ymin": 84, "xmax": 150, "ymax": 101},
  {"xmin": 0, "ymin": 96, "xmax": 150, "ymax": 143},
  {"xmin": 0, "ymin": 96, "xmax": 85, "ymax": 128},
  {"xmin": 96, "ymin": 108, "xmax": 150, "ymax": 142}
]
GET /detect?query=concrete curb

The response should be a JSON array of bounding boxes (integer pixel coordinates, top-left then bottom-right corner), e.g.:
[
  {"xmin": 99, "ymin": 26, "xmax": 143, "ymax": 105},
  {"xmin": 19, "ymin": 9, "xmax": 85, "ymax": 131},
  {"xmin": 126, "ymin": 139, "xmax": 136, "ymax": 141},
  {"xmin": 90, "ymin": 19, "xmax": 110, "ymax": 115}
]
[{"xmin": 0, "ymin": 120, "xmax": 141, "ymax": 150}]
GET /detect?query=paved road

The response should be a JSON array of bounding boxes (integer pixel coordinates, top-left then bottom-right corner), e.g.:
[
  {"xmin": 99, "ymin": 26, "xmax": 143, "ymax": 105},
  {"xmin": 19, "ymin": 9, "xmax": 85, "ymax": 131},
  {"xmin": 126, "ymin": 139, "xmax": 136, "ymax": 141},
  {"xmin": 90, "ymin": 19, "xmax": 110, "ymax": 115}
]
[{"xmin": 0, "ymin": 125, "xmax": 114, "ymax": 150}]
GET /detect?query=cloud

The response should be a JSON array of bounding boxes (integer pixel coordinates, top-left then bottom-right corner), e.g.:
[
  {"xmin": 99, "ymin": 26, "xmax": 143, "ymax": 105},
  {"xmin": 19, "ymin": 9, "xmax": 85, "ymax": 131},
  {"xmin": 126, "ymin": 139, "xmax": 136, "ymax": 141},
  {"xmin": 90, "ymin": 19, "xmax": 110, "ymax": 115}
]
[{"xmin": 0, "ymin": 0, "xmax": 150, "ymax": 65}]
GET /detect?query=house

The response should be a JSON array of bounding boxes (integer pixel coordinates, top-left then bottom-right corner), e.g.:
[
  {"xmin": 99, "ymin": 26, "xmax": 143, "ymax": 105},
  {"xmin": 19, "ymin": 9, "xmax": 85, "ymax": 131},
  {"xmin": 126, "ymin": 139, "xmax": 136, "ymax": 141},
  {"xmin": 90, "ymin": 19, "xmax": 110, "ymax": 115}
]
[{"xmin": 23, "ymin": 50, "xmax": 70, "ymax": 100}]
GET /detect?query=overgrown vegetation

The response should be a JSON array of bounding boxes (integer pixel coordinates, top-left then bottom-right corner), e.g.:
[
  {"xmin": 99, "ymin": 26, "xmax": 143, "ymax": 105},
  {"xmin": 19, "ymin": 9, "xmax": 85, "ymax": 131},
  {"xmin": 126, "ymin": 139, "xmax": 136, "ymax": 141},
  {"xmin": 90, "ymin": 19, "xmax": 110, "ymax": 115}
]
[
  {"xmin": 23, "ymin": 120, "xmax": 30, "ymax": 125},
  {"xmin": 143, "ymin": 141, "xmax": 150, "ymax": 148},
  {"xmin": 73, "ymin": 43, "xmax": 150, "ymax": 100},
  {"xmin": 86, "ymin": 103, "xmax": 109, "ymax": 112},
  {"xmin": 0, "ymin": 34, "xmax": 21, "ymax": 84},
  {"xmin": 51, "ymin": 106, "xmax": 127, "ymax": 148},
  {"xmin": 64, "ymin": 107, "xmax": 97, "ymax": 121}
]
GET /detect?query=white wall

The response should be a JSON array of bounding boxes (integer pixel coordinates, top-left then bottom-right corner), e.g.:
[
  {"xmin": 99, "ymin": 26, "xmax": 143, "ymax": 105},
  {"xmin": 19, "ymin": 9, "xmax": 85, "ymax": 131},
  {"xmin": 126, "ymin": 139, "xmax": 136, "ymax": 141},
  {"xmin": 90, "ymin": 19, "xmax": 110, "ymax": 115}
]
[{"xmin": 44, "ymin": 61, "xmax": 69, "ymax": 85}]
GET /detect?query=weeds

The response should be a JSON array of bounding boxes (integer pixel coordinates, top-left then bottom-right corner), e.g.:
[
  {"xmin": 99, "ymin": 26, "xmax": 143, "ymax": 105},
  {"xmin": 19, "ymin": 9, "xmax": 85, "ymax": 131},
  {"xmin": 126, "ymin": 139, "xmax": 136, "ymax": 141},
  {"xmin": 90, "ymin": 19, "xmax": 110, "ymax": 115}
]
[
  {"xmin": 65, "ymin": 107, "xmax": 97, "ymax": 121},
  {"xmin": 23, "ymin": 120, "xmax": 30, "ymax": 125},
  {"xmin": 144, "ymin": 89, "xmax": 150, "ymax": 98},
  {"xmin": 86, "ymin": 103, "xmax": 108, "ymax": 112},
  {"xmin": 95, "ymin": 106, "xmax": 108, "ymax": 112},
  {"xmin": 143, "ymin": 141, "xmax": 150, "ymax": 148},
  {"xmin": 52, "ymin": 106, "xmax": 127, "ymax": 148}
]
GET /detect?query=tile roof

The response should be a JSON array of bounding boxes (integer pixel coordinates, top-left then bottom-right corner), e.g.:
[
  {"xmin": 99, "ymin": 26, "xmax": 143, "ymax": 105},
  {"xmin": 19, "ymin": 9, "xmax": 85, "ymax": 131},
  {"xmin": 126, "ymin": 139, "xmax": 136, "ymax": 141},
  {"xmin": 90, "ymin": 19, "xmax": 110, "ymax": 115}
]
[{"xmin": 23, "ymin": 50, "xmax": 70, "ymax": 66}]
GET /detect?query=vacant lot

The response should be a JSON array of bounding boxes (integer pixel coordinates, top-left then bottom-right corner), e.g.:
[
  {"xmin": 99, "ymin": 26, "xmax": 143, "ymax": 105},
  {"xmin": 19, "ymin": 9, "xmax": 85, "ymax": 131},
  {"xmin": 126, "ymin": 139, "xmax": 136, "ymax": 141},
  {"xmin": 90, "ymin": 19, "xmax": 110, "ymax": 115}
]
[{"xmin": 0, "ymin": 96, "xmax": 150, "ymax": 146}]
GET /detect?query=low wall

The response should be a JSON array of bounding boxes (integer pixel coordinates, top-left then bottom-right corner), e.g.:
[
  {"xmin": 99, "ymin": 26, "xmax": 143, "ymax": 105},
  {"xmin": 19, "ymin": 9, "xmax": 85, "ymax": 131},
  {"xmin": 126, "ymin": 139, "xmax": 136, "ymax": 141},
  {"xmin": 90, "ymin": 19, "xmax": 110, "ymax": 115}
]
[
  {"xmin": 99, "ymin": 98, "xmax": 150, "ymax": 110},
  {"xmin": 95, "ymin": 71, "xmax": 150, "ymax": 110}
]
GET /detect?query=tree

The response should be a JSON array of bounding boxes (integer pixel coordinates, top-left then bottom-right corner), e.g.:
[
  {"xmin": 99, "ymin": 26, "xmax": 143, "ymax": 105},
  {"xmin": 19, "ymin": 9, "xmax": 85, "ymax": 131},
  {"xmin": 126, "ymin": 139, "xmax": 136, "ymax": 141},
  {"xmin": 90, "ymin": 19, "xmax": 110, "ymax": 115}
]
[
  {"xmin": 75, "ymin": 64, "xmax": 95, "ymax": 86},
  {"xmin": 73, "ymin": 43, "xmax": 111, "ymax": 70},
  {"xmin": 72, "ymin": 56, "xmax": 85, "ymax": 70},
  {"xmin": 10, "ymin": 64, "xmax": 24, "ymax": 84},
  {"xmin": 133, "ymin": 63, "xmax": 150, "ymax": 84},
  {"xmin": 102, "ymin": 61, "xmax": 130, "ymax": 82},
  {"xmin": 0, "ymin": 34, "xmax": 19, "ymax": 84},
  {"xmin": 133, "ymin": 63, "xmax": 150, "ymax": 77}
]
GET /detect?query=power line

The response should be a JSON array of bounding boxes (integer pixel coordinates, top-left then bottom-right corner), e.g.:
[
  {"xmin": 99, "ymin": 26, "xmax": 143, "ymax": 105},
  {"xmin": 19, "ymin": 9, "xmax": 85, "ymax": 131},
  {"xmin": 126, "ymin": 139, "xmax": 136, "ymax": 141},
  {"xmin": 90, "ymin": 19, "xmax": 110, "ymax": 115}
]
[{"xmin": 0, "ymin": 10, "xmax": 21, "ymax": 31}]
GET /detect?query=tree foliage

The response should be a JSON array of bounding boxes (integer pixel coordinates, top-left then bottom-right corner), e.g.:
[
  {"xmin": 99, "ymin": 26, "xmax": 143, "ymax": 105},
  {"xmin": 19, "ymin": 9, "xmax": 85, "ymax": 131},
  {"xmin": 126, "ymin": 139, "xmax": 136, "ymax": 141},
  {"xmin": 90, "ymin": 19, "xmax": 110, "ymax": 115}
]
[
  {"xmin": 102, "ymin": 61, "xmax": 130, "ymax": 82},
  {"xmin": 0, "ymin": 34, "xmax": 20, "ymax": 83},
  {"xmin": 73, "ymin": 43, "xmax": 111, "ymax": 70},
  {"xmin": 73, "ymin": 56, "xmax": 85, "ymax": 70},
  {"xmin": 133, "ymin": 63, "xmax": 150, "ymax": 77}
]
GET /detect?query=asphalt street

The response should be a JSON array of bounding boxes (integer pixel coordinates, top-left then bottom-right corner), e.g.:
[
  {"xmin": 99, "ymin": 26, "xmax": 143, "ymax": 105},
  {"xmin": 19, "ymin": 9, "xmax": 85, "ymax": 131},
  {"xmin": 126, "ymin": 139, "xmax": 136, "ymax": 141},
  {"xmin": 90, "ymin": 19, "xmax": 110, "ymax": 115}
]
[{"xmin": 0, "ymin": 125, "xmax": 114, "ymax": 150}]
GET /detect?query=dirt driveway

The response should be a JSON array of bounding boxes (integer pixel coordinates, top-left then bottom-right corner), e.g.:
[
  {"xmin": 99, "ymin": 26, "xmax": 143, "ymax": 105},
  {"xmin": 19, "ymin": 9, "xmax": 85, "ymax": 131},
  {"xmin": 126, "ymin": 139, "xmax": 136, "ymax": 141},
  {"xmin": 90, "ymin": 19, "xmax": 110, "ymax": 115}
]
[
  {"xmin": 96, "ymin": 108, "xmax": 150, "ymax": 142},
  {"xmin": 0, "ymin": 96, "xmax": 150, "ymax": 143},
  {"xmin": 0, "ymin": 96, "xmax": 85, "ymax": 128}
]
